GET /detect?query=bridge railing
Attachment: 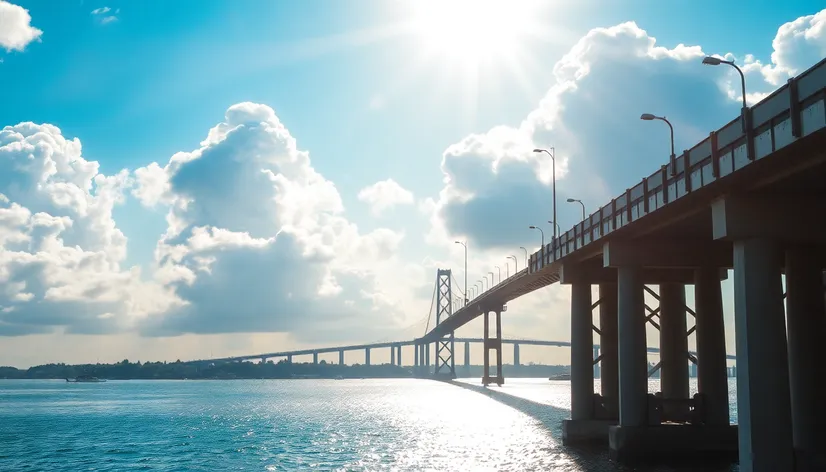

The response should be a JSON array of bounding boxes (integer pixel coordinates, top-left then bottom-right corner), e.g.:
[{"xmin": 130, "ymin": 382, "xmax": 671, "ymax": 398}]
[{"xmin": 529, "ymin": 56, "xmax": 826, "ymax": 275}]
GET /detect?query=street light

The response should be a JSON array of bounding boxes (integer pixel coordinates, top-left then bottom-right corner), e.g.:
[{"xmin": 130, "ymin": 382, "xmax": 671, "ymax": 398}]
[
  {"xmin": 702, "ymin": 56, "xmax": 748, "ymax": 132},
  {"xmin": 519, "ymin": 246, "xmax": 528, "ymax": 267},
  {"xmin": 454, "ymin": 241, "xmax": 468, "ymax": 306},
  {"xmin": 547, "ymin": 220, "xmax": 560, "ymax": 236},
  {"xmin": 533, "ymin": 148, "xmax": 557, "ymax": 240},
  {"xmin": 529, "ymin": 225, "xmax": 545, "ymax": 249},
  {"xmin": 479, "ymin": 278, "xmax": 485, "ymax": 292},
  {"xmin": 488, "ymin": 271, "xmax": 494, "ymax": 288},
  {"xmin": 640, "ymin": 113, "xmax": 676, "ymax": 174},
  {"xmin": 495, "ymin": 266, "xmax": 501, "ymax": 284},
  {"xmin": 508, "ymin": 255, "xmax": 518, "ymax": 275},
  {"xmin": 566, "ymin": 198, "xmax": 586, "ymax": 221}
]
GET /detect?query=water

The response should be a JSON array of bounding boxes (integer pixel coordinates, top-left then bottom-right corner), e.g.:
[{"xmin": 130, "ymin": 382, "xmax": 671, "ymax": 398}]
[{"xmin": 0, "ymin": 378, "xmax": 738, "ymax": 471}]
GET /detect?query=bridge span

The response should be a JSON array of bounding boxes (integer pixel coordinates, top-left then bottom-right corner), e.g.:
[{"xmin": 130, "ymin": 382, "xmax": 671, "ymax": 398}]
[
  {"xmin": 414, "ymin": 56, "xmax": 826, "ymax": 469},
  {"xmin": 194, "ymin": 337, "xmax": 736, "ymax": 365}
]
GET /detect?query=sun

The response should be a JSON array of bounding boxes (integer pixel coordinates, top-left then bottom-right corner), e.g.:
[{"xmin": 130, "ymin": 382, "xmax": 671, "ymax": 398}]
[{"xmin": 410, "ymin": 0, "xmax": 538, "ymax": 68}]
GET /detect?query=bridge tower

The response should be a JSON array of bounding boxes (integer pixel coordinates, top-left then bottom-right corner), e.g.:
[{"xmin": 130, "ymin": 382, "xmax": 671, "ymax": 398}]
[{"xmin": 433, "ymin": 269, "xmax": 456, "ymax": 379}]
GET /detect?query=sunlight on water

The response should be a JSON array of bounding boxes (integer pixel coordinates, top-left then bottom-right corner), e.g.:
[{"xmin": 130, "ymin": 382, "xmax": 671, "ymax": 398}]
[{"xmin": 0, "ymin": 378, "xmax": 738, "ymax": 471}]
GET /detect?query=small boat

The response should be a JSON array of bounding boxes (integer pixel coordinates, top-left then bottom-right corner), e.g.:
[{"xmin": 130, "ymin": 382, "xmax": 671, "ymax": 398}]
[
  {"xmin": 66, "ymin": 375, "xmax": 106, "ymax": 383},
  {"xmin": 548, "ymin": 373, "xmax": 571, "ymax": 381}
]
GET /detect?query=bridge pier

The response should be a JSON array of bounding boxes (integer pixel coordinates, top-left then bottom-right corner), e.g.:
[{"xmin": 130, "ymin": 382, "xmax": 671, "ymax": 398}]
[
  {"xmin": 339, "ymin": 350, "xmax": 344, "ymax": 366},
  {"xmin": 659, "ymin": 283, "xmax": 689, "ymax": 418},
  {"xmin": 390, "ymin": 345, "xmax": 395, "ymax": 366},
  {"xmin": 599, "ymin": 283, "xmax": 619, "ymax": 419},
  {"xmin": 365, "ymin": 347, "xmax": 371, "ymax": 366},
  {"xmin": 513, "ymin": 343, "xmax": 520, "ymax": 367},
  {"xmin": 695, "ymin": 267, "xmax": 730, "ymax": 427},
  {"xmin": 397, "ymin": 345, "xmax": 402, "ymax": 367},
  {"xmin": 313, "ymin": 352, "xmax": 318, "ymax": 365},
  {"xmin": 785, "ymin": 247, "xmax": 826, "ymax": 470},
  {"xmin": 464, "ymin": 341, "xmax": 470, "ymax": 371},
  {"xmin": 481, "ymin": 309, "xmax": 503, "ymax": 386},
  {"xmin": 287, "ymin": 355, "xmax": 292, "ymax": 363}
]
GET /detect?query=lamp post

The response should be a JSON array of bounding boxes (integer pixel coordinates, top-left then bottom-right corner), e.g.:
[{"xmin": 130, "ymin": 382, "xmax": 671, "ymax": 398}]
[
  {"xmin": 640, "ymin": 113, "xmax": 676, "ymax": 174},
  {"xmin": 508, "ymin": 255, "xmax": 518, "ymax": 275},
  {"xmin": 547, "ymin": 220, "xmax": 560, "ymax": 236},
  {"xmin": 519, "ymin": 246, "xmax": 528, "ymax": 267},
  {"xmin": 566, "ymin": 198, "xmax": 586, "ymax": 221},
  {"xmin": 529, "ymin": 225, "xmax": 545, "ymax": 249},
  {"xmin": 533, "ymin": 148, "xmax": 557, "ymax": 240},
  {"xmin": 488, "ymin": 271, "xmax": 495, "ymax": 288},
  {"xmin": 454, "ymin": 241, "xmax": 468, "ymax": 306},
  {"xmin": 495, "ymin": 266, "xmax": 501, "ymax": 284},
  {"xmin": 702, "ymin": 56, "xmax": 748, "ymax": 133}
]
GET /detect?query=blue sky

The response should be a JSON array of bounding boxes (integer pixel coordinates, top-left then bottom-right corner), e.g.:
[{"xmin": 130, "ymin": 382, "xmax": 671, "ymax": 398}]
[{"xmin": 1, "ymin": 0, "xmax": 825, "ymax": 366}]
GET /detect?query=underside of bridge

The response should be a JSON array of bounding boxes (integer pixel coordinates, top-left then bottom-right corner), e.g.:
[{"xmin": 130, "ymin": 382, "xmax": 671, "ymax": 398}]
[{"xmin": 418, "ymin": 58, "xmax": 826, "ymax": 471}]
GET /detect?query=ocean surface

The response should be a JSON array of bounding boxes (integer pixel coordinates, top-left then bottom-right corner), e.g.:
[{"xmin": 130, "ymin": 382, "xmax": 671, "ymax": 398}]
[{"xmin": 0, "ymin": 378, "xmax": 739, "ymax": 471}]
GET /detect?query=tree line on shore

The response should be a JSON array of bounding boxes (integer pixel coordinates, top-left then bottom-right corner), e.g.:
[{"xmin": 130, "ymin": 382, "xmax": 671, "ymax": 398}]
[{"xmin": 0, "ymin": 359, "xmax": 570, "ymax": 380}]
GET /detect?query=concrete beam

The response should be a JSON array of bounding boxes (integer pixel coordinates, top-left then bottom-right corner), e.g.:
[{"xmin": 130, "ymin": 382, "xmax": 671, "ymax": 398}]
[
  {"xmin": 560, "ymin": 262, "xmax": 727, "ymax": 285},
  {"xmin": 603, "ymin": 240, "xmax": 733, "ymax": 269},
  {"xmin": 712, "ymin": 195, "xmax": 826, "ymax": 243}
]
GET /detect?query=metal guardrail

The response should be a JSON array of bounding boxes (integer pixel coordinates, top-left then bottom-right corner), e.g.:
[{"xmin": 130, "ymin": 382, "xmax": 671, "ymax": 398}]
[{"xmin": 527, "ymin": 56, "xmax": 826, "ymax": 274}]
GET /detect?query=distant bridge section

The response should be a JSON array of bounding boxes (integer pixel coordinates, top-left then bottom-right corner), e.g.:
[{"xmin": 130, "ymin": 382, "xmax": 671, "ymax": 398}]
[{"xmin": 192, "ymin": 337, "xmax": 735, "ymax": 365}]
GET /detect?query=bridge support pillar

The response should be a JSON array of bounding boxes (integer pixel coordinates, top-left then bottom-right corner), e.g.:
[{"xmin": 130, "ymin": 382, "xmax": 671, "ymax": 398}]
[
  {"xmin": 659, "ymin": 283, "xmax": 689, "ymax": 417},
  {"xmin": 482, "ymin": 310, "xmax": 503, "ymax": 386},
  {"xmin": 617, "ymin": 266, "xmax": 648, "ymax": 428},
  {"xmin": 339, "ymin": 350, "xmax": 344, "ymax": 366},
  {"xmin": 464, "ymin": 341, "xmax": 470, "ymax": 369},
  {"xmin": 571, "ymin": 282, "xmax": 595, "ymax": 421},
  {"xmin": 287, "ymin": 355, "xmax": 292, "ymax": 363},
  {"xmin": 397, "ymin": 345, "xmax": 402, "ymax": 367},
  {"xmin": 365, "ymin": 348, "xmax": 371, "ymax": 366},
  {"xmin": 313, "ymin": 352, "xmax": 318, "ymax": 365},
  {"xmin": 599, "ymin": 283, "xmax": 619, "ymax": 419},
  {"xmin": 425, "ymin": 344, "xmax": 430, "ymax": 370},
  {"xmin": 785, "ymin": 246, "xmax": 826, "ymax": 470},
  {"xmin": 732, "ymin": 238, "xmax": 793, "ymax": 472},
  {"xmin": 390, "ymin": 345, "xmax": 395, "ymax": 366},
  {"xmin": 513, "ymin": 343, "xmax": 520, "ymax": 367},
  {"xmin": 695, "ymin": 267, "xmax": 730, "ymax": 426}
]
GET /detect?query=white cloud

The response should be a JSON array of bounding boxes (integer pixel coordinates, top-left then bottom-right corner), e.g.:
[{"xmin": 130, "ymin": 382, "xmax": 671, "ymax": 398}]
[
  {"xmin": 134, "ymin": 103, "xmax": 413, "ymax": 342},
  {"xmin": 91, "ymin": 6, "xmax": 118, "ymax": 24},
  {"xmin": 0, "ymin": 122, "xmax": 178, "ymax": 335},
  {"xmin": 357, "ymin": 178, "xmax": 415, "ymax": 216},
  {"xmin": 0, "ymin": 1, "xmax": 42, "ymax": 52}
]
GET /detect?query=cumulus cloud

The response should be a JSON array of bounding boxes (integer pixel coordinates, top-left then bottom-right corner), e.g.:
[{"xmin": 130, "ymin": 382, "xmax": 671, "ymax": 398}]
[
  {"xmin": 0, "ymin": 1, "xmax": 42, "ymax": 52},
  {"xmin": 428, "ymin": 21, "xmax": 789, "ymax": 251},
  {"xmin": 357, "ymin": 178, "xmax": 414, "ymax": 216},
  {"xmin": 134, "ymin": 103, "xmax": 409, "ymax": 342},
  {"xmin": 0, "ymin": 123, "xmax": 177, "ymax": 335}
]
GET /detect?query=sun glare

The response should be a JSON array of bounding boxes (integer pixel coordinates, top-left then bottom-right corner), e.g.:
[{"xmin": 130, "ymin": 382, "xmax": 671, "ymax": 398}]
[{"xmin": 410, "ymin": 0, "xmax": 537, "ymax": 67}]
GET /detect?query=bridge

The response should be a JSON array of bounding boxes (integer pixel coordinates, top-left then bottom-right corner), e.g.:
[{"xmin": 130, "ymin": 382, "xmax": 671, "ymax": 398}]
[
  {"xmin": 196, "ymin": 337, "xmax": 737, "ymax": 366},
  {"xmin": 412, "ymin": 56, "xmax": 826, "ymax": 471}
]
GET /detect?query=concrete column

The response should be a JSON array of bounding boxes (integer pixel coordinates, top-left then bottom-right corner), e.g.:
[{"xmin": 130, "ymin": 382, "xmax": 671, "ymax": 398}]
[
  {"xmin": 785, "ymin": 247, "xmax": 826, "ymax": 463},
  {"xmin": 425, "ymin": 344, "xmax": 430, "ymax": 370},
  {"xmin": 397, "ymin": 345, "xmax": 402, "ymax": 367},
  {"xmin": 733, "ymin": 238, "xmax": 793, "ymax": 472},
  {"xmin": 339, "ymin": 350, "xmax": 344, "ymax": 366},
  {"xmin": 313, "ymin": 352, "xmax": 318, "ymax": 365},
  {"xmin": 495, "ymin": 311, "xmax": 503, "ymax": 379},
  {"xmin": 287, "ymin": 355, "xmax": 292, "ymax": 363},
  {"xmin": 414, "ymin": 344, "xmax": 419, "ymax": 367},
  {"xmin": 464, "ymin": 341, "xmax": 470, "ymax": 367},
  {"xmin": 390, "ymin": 345, "xmax": 396, "ymax": 366},
  {"xmin": 571, "ymin": 282, "xmax": 595, "ymax": 420},
  {"xmin": 694, "ymin": 267, "xmax": 729, "ymax": 426},
  {"xmin": 483, "ymin": 311, "xmax": 490, "ymax": 382},
  {"xmin": 617, "ymin": 266, "xmax": 648, "ymax": 427},
  {"xmin": 599, "ymin": 283, "xmax": 619, "ymax": 417},
  {"xmin": 659, "ymin": 283, "xmax": 690, "ymax": 406},
  {"xmin": 513, "ymin": 343, "xmax": 520, "ymax": 366},
  {"xmin": 365, "ymin": 348, "xmax": 371, "ymax": 366}
]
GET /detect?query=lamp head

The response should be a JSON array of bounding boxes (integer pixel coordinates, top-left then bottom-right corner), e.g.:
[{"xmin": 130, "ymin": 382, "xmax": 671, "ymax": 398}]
[
  {"xmin": 529, "ymin": 225, "xmax": 537, "ymax": 229},
  {"xmin": 640, "ymin": 113, "xmax": 656, "ymax": 121},
  {"xmin": 532, "ymin": 148, "xmax": 542, "ymax": 153},
  {"xmin": 566, "ymin": 198, "xmax": 576, "ymax": 202},
  {"xmin": 702, "ymin": 56, "xmax": 723, "ymax": 66}
]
